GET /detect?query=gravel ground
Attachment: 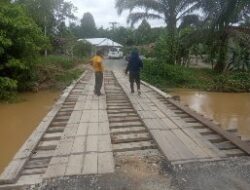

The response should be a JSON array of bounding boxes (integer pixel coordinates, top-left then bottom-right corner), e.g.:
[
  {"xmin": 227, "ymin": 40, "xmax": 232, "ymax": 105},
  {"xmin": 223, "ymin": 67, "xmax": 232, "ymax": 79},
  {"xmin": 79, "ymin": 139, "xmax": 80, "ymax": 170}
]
[
  {"xmin": 25, "ymin": 157, "xmax": 250, "ymax": 190},
  {"xmin": 170, "ymin": 157, "xmax": 250, "ymax": 190}
]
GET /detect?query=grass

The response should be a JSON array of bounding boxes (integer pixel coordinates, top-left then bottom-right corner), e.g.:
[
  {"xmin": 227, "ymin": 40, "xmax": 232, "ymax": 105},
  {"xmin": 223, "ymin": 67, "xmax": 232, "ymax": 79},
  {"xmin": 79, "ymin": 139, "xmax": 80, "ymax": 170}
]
[{"xmin": 141, "ymin": 59, "xmax": 250, "ymax": 92}]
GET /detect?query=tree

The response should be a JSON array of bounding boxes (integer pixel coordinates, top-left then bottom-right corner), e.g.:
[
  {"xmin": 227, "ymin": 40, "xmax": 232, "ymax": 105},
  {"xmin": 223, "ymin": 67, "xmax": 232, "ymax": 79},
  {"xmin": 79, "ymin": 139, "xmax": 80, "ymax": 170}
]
[
  {"xmin": 79, "ymin": 12, "xmax": 97, "ymax": 38},
  {"xmin": 136, "ymin": 19, "xmax": 152, "ymax": 45},
  {"xmin": 115, "ymin": 0, "xmax": 199, "ymax": 64},
  {"xmin": 0, "ymin": 3, "xmax": 48, "ymax": 92},
  {"xmin": 15, "ymin": 0, "xmax": 76, "ymax": 39},
  {"xmin": 197, "ymin": 0, "xmax": 250, "ymax": 72}
]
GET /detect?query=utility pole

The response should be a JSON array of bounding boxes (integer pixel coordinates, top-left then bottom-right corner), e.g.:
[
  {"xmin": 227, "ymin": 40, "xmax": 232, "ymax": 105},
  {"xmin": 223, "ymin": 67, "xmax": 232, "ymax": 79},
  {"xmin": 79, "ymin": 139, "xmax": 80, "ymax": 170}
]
[
  {"xmin": 109, "ymin": 22, "xmax": 118, "ymax": 31},
  {"xmin": 109, "ymin": 22, "xmax": 118, "ymax": 47}
]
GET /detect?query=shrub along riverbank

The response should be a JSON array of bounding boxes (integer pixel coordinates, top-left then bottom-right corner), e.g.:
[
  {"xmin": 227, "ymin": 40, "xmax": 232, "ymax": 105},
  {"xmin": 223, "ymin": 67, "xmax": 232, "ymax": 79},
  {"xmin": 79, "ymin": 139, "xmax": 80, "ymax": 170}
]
[
  {"xmin": 141, "ymin": 59, "xmax": 250, "ymax": 92},
  {"xmin": 35, "ymin": 56, "xmax": 84, "ymax": 90},
  {"xmin": 0, "ymin": 55, "xmax": 85, "ymax": 102}
]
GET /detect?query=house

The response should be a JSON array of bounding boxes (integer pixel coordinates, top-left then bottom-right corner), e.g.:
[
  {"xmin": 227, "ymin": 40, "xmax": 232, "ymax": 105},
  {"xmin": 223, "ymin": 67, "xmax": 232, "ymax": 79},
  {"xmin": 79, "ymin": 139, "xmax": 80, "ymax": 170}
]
[{"xmin": 78, "ymin": 38, "xmax": 123, "ymax": 56}]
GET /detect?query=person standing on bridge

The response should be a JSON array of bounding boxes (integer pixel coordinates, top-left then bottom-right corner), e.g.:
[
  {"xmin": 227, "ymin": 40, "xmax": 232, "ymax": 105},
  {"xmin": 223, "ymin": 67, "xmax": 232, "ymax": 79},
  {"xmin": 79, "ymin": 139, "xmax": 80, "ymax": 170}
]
[
  {"xmin": 90, "ymin": 50, "xmax": 104, "ymax": 96},
  {"xmin": 125, "ymin": 49, "xmax": 143, "ymax": 95}
]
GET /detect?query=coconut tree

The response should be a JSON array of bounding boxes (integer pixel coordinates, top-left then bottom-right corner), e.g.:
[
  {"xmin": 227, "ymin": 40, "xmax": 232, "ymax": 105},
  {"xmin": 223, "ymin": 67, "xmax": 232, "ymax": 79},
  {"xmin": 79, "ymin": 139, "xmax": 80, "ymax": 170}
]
[{"xmin": 115, "ymin": 0, "xmax": 199, "ymax": 64}]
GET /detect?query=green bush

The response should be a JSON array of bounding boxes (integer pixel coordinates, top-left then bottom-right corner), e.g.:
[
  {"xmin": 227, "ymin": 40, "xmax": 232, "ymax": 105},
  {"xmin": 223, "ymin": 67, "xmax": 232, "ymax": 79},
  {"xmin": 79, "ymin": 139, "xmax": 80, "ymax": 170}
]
[
  {"xmin": 0, "ymin": 3, "xmax": 48, "ymax": 96},
  {"xmin": 73, "ymin": 41, "xmax": 92, "ymax": 58},
  {"xmin": 142, "ymin": 59, "xmax": 196, "ymax": 87},
  {"xmin": 37, "ymin": 55, "xmax": 76, "ymax": 70},
  {"xmin": 0, "ymin": 77, "xmax": 17, "ymax": 100},
  {"xmin": 35, "ymin": 55, "xmax": 84, "ymax": 89},
  {"xmin": 142, "ymin": 59, "xmax": 250, "ymax": 92}
]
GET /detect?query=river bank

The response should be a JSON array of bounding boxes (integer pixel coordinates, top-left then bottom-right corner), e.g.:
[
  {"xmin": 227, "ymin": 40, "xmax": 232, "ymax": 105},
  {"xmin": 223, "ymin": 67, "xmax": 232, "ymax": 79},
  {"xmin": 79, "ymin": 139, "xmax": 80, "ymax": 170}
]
[{"xmin": 0, "ymin": 55, "xmax": 85, "ymax": 102}]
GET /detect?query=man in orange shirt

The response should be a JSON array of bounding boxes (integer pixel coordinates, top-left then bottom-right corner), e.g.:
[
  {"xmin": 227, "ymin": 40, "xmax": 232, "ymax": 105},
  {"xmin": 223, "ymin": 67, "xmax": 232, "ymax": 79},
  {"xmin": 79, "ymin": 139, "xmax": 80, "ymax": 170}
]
[{"xmin": 90, "ymin": 50, "xmax": 104, "ymax": 96}]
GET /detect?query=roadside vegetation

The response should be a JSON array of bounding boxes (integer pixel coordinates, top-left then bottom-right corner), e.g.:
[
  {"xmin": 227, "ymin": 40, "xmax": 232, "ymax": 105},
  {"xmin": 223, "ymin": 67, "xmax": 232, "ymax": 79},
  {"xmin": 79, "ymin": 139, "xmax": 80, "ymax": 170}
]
[
  {"xmin": 0, "ymin": 1, "xmax": 87, "ymax": 101},
  {"xmin": 142, "ymin": 59, "xmax": 250, "ymax": 92},
  {"xmin": 116, "ymin": 0, "xmax": 250, "ymax": 92}
]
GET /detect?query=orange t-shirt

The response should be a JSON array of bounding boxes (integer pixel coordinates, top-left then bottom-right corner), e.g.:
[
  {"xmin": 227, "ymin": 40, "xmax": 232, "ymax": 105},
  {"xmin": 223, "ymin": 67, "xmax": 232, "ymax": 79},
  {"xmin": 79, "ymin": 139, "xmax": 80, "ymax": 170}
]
[{"xmin": 90, "ymin": 55, "xmax": 104, "ymax": 72}]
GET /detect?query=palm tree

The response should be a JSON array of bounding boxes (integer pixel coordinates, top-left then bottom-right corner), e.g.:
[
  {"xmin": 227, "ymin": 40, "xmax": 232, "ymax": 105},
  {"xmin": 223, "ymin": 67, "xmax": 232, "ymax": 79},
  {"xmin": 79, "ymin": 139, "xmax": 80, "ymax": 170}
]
[
  {"xmin": 115, "ymin": 0, "xmax": 199, "ymax": 64},
  {"xmin": 197, "ymin": 0, "xmax": 250, "ymax": 72}
]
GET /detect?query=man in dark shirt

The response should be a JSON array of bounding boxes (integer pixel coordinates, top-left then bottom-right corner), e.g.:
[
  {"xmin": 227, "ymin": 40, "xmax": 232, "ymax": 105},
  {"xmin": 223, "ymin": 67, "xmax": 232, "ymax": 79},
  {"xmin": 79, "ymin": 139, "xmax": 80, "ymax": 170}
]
[{"xmin": 125, "ymin": 49, "xmax": 143, "ymax": 95}]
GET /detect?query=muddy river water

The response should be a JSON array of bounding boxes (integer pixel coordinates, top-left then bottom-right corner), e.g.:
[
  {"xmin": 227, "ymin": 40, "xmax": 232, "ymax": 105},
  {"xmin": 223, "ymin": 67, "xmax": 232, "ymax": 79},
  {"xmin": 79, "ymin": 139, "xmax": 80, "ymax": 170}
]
[
  {"xmin": 0, "ymin": 90, "xmax": 60, "ymax": 173},
  {"xmin": 170, "ymin": 89, "xmax": 250, "ymax": 140}
]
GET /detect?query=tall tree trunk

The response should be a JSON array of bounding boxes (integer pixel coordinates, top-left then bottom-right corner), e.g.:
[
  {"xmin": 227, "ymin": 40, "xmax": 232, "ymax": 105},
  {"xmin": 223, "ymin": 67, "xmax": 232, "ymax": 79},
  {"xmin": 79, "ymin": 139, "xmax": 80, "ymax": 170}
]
[
  {"xmin": 166, "ymin": 13, "xmax": 177, "ymax": 65},
  {"xmin": 214, "ymin": 31, "xmax": 228, "ymax": 73}
]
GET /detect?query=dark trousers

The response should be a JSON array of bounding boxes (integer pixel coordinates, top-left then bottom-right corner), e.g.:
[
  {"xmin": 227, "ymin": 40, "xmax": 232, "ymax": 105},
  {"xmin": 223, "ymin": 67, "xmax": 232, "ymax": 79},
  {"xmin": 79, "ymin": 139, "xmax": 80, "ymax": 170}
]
[
  {"xmin": 129, "ymin": 71, "xmax": 140, "ymax": 92},
  {"xmin": 95, "ymin": 72, "xmax": 103, "ymax": 95}
]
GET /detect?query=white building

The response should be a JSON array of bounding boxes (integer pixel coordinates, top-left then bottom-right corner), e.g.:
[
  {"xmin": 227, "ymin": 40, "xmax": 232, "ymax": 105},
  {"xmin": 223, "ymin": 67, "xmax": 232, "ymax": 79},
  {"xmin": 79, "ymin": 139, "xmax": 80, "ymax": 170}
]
[{"xmin": 78, "ymin": 38, "xmax": 123, "ymax": 56}]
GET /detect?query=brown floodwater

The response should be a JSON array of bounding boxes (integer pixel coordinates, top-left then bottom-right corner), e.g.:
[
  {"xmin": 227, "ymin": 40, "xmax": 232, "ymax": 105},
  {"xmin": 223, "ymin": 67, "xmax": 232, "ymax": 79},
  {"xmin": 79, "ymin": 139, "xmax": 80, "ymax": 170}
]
[
  {"xmin": 170, "ymin": 89, "xmax": 250, "ymax": 140},
  {"xmin": 0, "ymin": 90, "xmax": 60, "ymax": 173}
]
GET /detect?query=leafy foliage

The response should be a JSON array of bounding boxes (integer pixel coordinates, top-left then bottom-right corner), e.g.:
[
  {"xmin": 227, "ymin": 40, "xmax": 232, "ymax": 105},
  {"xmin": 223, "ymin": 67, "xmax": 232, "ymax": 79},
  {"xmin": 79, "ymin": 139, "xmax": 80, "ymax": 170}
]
[
  {"xmin": 0, "ymin": 77, "xmax": 17, "ymax": 100},
  {"xmin": 142, "ymin": 59, "xmax": 250, "ymax": 92},
  {"xmin": 0, "ymin": 3, "xmax": 48, "ymax": 95}
]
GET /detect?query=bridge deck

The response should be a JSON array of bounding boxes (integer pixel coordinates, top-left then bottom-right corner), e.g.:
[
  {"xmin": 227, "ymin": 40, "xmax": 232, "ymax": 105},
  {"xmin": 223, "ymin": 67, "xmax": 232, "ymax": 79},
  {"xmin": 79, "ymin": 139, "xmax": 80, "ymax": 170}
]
[{"xmin": 0, "ymin": 68, "xmax": 248, "ymax": 189}]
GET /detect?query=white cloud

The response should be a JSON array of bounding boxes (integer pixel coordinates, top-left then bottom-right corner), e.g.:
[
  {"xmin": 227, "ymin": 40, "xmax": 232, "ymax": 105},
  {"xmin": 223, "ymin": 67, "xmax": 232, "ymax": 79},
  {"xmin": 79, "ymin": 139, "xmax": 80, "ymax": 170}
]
[{"xmin": 70, "ymin": 0, "xmax": 165, "ymax": 28}]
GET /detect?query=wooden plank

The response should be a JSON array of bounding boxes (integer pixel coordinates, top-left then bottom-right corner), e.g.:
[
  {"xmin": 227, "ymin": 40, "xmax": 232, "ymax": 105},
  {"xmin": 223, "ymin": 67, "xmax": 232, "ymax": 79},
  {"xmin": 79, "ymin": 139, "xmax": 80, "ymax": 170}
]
[
  {"xmin": 98, "ymin": 122, "xmax": 110, "ymax": 135},
  {"xmin": 76, "ymin": 123, "xmax": 88, "ymax": 136},
  {"xmin": 44, "ymin": 163, "xmax": 67, "ymax": 179},
  {"xmin": 161, "ymin": 118, "xmax": 179, "ymax": 130},
  {"xmin": 167, "ymin": 98, "xmax": 250, "ymax": 155},
  {"xmin": 99, "ymin": 110, "xmax": 108, "ymax": 123},
  {"xmin": 80, "ymin": 110, "xmax": 92, "ymax": 123},
  {"xmin": 150, "ymin": 130, "xmax": 182, "ymax": 161},
  {"xmin": 110, "ymin": 121, "xmax": 142, "ymax": 128},
  {"xmin": 37, "ymin": 140, "xmax": 58, "ymax": 150},
  {"xmin": 109, "ymin": 117, "xmax": 140, "ymax": 123},
  {"xmin": 65, "ymin": 155, "xmax": 84, "ymax": 176},
  {"xmin": 172, "ymin": 129, "xmax": 211, "ymax": 159},
  {"xmin": 54, "ymin": 139, "xmax": 74, "ymax": 156},
  {"xmin": 161, "ymin": 130, "xmax": 196, "ymax": 161},
  {"xmin": 82, "ymin": 153, "xmax": 98, "ymax": 175},
  {"xmin": 22, "ymin": 168, "xmax": 46, "ymax": 175},
  {"xmin": 183, "ymin": 128, "xmax": 225, "ymax": 158},
  {"xmin": 112, "ymin": 141, "xmax": 156, "ymax": 152},
  {"xmin": 24, "ymin": 159, "xmax": 50, "ymax": 169},
  {"xmin": 15, "ymin": 174, "xmax": 43, "ymax": 186},
  {"xmin": 138, "ymin": 111, "xmax": 157, "ymax": 119},
  {"xmin": 98, "ymin": 152, "xmax": 115, "ymax": 174},
  {"xmin": 86, "ymin": 135, "xmax": 98, "ymax": 152},
  {"xmin": 43, "ymin": 133, "xmax": 62, "ymax": 141},
  {"xmin": 112, "ymin": 133, "xmax": 151, "ymax": 144},
  {"xmin": 68, "ymin": 111, "xmax": 82, "ymax": 124},
  {"xmin": 98, "ymin": 135, "xmax": 112, "ymax": 152},
  {"xmin": 222, "ymin": 149, "xmax": 246, "ymax": 156},
  {"xmin": 143, "ymin": 119, "xmax": 171, "ymax": 130},
  {"xmin": 88, "ymin": 123, "xmax": 99, "ymax": 135},
  {"xmin": 63, "ymin": 124, "xmax": 78, "ymax": 138},
  {"xmin": 205, "ymin": 134, "xmax": 225, "ymax": 143},
  {"xmin": 71, "ymin": 137, "xmax": 86, "ymax": 154},
  {"xmin": 215, "ymin": 141, "xmax": 237, "ymax": 150},
  {"xmin": 111, "ymin": 126, "xmax": 146, "ymax": 135},
  {"xmin": 49, "ymin": 156, "xmax": 68, "ymax": 165},
  {"xmin": 31, "ymin": 150, "xmax": 54, "ymax": 159},
  {"xmin": 108, "ymin": 113, "xmax": 137, "ymax": 118}
]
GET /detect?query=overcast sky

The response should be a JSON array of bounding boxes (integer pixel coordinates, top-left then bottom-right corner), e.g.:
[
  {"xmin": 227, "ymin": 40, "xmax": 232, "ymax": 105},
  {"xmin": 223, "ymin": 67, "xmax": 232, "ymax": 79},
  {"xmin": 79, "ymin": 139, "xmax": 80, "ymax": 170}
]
[{"xmin": 71, "ymin": 0, "xmax": 166, "ymax": 28}]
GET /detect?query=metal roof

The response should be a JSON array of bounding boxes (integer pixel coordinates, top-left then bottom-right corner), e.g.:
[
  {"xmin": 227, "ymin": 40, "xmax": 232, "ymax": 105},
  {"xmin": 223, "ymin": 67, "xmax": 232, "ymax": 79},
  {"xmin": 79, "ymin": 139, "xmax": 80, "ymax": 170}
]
[{"xmin": 78, "ymin": 38, "xmax": 123, "ymax": 47}]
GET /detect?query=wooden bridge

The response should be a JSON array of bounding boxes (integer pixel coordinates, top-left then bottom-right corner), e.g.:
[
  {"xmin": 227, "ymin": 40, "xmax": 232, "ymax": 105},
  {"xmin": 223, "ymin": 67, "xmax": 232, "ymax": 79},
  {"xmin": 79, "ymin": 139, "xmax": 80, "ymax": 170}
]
[{"xmin": 0, "ymin": 60, "xmax": 249, "ymax": 189}]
